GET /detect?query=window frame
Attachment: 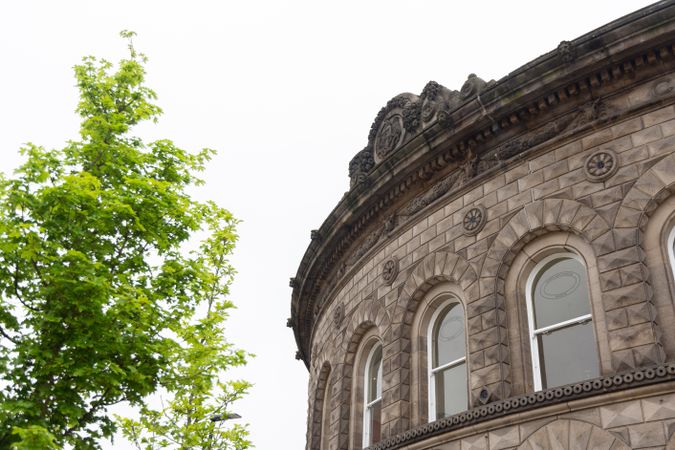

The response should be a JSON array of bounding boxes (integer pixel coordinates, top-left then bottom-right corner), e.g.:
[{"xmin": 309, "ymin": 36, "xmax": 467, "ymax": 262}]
[
  {"xmin": 426, "ymin": 299, "xmax": 468, "ymax": 422},
  {"xmin": 525, "ymin": 252, "xmax": 596, "ymax": 391},
  {"xmin": 362, "ymin": 344, "xmax": 382, "ymax": 448}
]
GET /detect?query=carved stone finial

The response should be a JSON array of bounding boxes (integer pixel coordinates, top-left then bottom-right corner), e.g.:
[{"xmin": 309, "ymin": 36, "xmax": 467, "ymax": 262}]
[
  {"xmin": 310, "ymin": 229, "xmax": 321, "ymax": 242},
  {"xmin": 289, "ymin": 277, "xmax": 299, "ymax": 289},
  {"xmin": 348, "ymin": 147, "xmax": 375, "ymax": 189},
  {"xmin": 557, "ymin": 40, "xmax": 576, "ymax": 64},
  {"xmin": 295, "ymin": 351, "xmax": 302, "ymax": 360},
  {"xmin": 286, "ymin": 317, "xmax": 293, "ymax": 328}
]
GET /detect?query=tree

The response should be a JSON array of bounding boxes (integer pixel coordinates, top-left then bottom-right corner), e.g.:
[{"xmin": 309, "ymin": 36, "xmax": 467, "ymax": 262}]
[{"xmin": 0, "ymin": 31, "xmax": 250, "ymax": 449}]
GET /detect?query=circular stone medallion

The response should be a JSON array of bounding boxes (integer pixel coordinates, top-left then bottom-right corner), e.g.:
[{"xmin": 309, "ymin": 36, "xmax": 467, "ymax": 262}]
[
  {"xmin": 381, "ymin": 257, "xmax": 399, "ymax": 285},
  {"xmin": 584, "ymin": 150, "xmax": 618, "ymax": 182},
  {"xmin": 463, "ymin": 205, "xmax": 487, "ymax": 236},
  {"xmin": 374, "ymin": 115, "xmax": 404, "ymax": 163}
]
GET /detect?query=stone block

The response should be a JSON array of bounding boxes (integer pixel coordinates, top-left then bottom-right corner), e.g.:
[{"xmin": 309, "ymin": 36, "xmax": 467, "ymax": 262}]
[
  {"xmin": 558, "ymin": 167, "xmax": 586, "ymax": 189},
  {"xmin": 598, "ymin": 247, "xmax": 642, "ymax": 273},
  {"xmin": 544, "ymin": 160, "xmax": 570, "ymax": 181},
  {"xmin": 603, "ymin": 283, "xmax": 648, "ymax": 310},
  {"xmin": 469, "ymin": 327, "xmax": 501, "ymax": 353},
  {"xmin": 606, "ymin": 308, "xmax": 629, "ymax": 330},
  {"xmin": 608, "ymin": 322, "xmax": 656, "ymax": 351},
  {"xmin": 461, "ymin": 433, "xmax": 489, "ymax": 450},
  {"xmin": 661, "ymin": 117, "xmax": 675, "ymax": 137},
  {"xmin": 643, "ymin": 105, "xmax": 675, "ymax": 127},
  {"xmin": 488, "ymin": 425, "xmax": 520, "ymax": 450},
  {"xmin": 583, "ymin": 128, "xmax": 615, "ymax": 149},
  {"xmin": 632, "ymin": 125, "xmax": 663, "ymax": 146},
  {"xmin": 600, "ymin": 400, "xmax": 644, "ymax": 428},
  {"xmin": 600, "ymin": 269, "xmax": 622, "ymax": 291},
  {"xmin": 470, "ymin": 362, "xmax": 502, "ymax": 389},
  {"xmin": 628, "ymin": 421, "xmax": 666, "ymax": 447},
  {"xmin": 611, "ymin": 116, "xmax": 644, "ymax": 137}
]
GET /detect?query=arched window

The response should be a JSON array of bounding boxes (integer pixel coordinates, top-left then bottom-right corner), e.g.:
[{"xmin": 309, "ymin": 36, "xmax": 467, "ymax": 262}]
[
  {"xmin": 526, "ymin": 253, "xmax": 600, "ymax": 390},
  {"xmin": 668, "ymin": 227, "xmax": 675, "ymax": 282},
  {"xmin": 428, "ymin": 301, "xmax": 467, "ymax": 420},
  {"xmin": 363, "ymin": 344, "xmax": 382, "ymax": 447}
]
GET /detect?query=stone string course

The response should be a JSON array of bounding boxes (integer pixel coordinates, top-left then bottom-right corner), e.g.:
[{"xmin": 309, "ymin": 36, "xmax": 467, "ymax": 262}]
[{"xmin": 369, "ymin": 363, "xmax": 675, "ymax": 450}]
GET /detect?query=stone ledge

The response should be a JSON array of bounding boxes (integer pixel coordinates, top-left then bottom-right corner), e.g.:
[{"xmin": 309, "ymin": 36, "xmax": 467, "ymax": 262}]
[{"xmin": 367, "ymin": 363, "xmax": 675, "ymax": 450}]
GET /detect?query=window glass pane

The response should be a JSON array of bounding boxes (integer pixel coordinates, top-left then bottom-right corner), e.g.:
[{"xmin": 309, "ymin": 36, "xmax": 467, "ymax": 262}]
[
  {"xmin": 538, "ymin": 321, "xmax": 599, "ymax": 388},
  {"xmin": 368, "ymin": 399, "xmax": 381, "ymax": 444},
  {"xmin": 533, "ymin": 258, "xmax": 590, "ymax": 329},
  {"xmin": 367, "ymin": 346, "xmax": 382, "ymax": 403},
  {"xmin": 433, "ymin": 303, "xmax": 465, "ymax": 368},
  {"xmin": 435, "ymin": 363, "xmax": 467, "ymax": 418}
]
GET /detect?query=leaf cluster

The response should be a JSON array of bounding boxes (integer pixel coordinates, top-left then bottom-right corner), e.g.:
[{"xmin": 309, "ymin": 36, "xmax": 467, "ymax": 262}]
[{"xmin": 0, "ymin": 33, "xmax": 249, "ymax": 449}]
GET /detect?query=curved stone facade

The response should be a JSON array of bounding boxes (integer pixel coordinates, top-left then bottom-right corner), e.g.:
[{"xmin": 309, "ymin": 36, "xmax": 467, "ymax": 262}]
[{"xmin": 290, "ymin": 2, "xmax": 675, "ymax": 449}]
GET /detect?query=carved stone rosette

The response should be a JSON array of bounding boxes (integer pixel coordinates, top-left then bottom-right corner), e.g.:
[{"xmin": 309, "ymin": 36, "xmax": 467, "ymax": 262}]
[
  {"xmin": 381, "ymin": 257, "xmax": 399, "ymax": 285},
  {"xmin": 584, "ymin": 150, "xmax": 619, "ymax": 182},
  {"xmin": 462, "ymin": 205, "xmax": 487, "ymax": 236}
]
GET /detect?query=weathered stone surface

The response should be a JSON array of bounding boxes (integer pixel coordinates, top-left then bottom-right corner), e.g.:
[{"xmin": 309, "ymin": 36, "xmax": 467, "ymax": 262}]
[{"xmin": 293, "ymin": 7, "xmax": 675, "ymax": 450}]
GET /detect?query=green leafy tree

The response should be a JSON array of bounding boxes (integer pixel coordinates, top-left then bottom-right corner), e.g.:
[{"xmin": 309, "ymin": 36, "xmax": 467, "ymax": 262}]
[{"xmin": 0, "ymin": 31, "xmax": 250, "ymax": 449}]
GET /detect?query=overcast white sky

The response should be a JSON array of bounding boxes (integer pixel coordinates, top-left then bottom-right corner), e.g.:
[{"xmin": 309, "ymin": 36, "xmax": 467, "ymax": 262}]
[{"xmin": 0, "ymin": 1, "xmax": 657, "ymax": 449}]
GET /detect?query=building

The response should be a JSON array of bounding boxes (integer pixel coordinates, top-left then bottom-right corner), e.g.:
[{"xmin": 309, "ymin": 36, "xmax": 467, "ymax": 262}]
[{"xmin": 289, "ymin": 2, "xmax": 675, "ymax": 448}]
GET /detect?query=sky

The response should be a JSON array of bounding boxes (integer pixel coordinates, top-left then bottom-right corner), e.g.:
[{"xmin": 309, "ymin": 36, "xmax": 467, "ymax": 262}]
[{"xmin": 0, "ymin": 1, "xmax": 657, "ymax": 449}]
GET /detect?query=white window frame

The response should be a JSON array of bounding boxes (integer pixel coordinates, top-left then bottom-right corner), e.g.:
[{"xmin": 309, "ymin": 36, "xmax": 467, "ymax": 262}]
[
  {"xmin": 362, "ymin": 344, "xmax": 382, "ymax": 448},
  {"xmin": 525, "ymin": 252, "xmax": 593, "ymax": 391},
  {"xmin": 427, "ymin": 300, "xmax": 467, "ymax": 421},
  {"xmin": 667, "ymin": 227, "xmax": 675, "ymax": 283}
]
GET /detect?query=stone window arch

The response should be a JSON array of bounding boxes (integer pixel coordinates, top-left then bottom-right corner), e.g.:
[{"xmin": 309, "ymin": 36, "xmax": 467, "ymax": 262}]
[
  {"xmin": 348, "ymin": 327, "xmax": 382, "ymax": 450},
  {"xmin": 504, "ymin": 232, "xmax": 611, "ymax": 395},
  {"xmin": 427, "ymin": 297, "xmax": 468, "ymax": 420},
  {"xmin": 525, "ymin": 252, "xmax": 600, "ymax": 390},
  {"xmin": 363, "ymin": 343, "xmax": 382, "ymax": 447},
  {"xmin": 642, "ymin": 194, "xmax": 675, "ymax": 361},
  {"xmin": 410, "ymin": 283, "xmax": 470, "ymax": 424},
  {"xmin": 309, "ymin": 362, "xmax": 332, "ymax": 450}
]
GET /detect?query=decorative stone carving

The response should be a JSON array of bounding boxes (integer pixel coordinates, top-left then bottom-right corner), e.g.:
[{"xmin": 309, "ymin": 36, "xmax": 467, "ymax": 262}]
[
  {"xmin": 462, "ymin": 205, "xmax": 487, "ymax": 235},
  {"xmin": 286, "ymin": 317, "xmax": 293, "ymax": 328},
  {"xmin": 383, "ymin": 214, "xmax": 397, "ymax": 235},
  {"xmin": 497, "ymin": 99, "xmax": 616, "ymax": 162},
  {"xmin": 402, "ymin": 101, "xmax": 421, "ymax": 132},
  {"xmin": 478, "ymin": 387, "xmax": 491, "ymax": 405},
  {"xmin": 381, "ymin": 258, "xmax": 399, "ymax": 285},
  {"xmin": 346, "ymin": 228, "xmax": 383, "ymax": 266},
  {"xmin": 401, "ymin": 172, "xmax": 460, "ymax": 216},
  {"xmin": 310, "ymin": 229, "xmax": 321, "ymax": 241},
  {"xmin": 557, "ymin": 40, "xmax": 576, "ymax": 64},
  {"xmin": 295, "ymin": 351, "xmax": 302, "ymax": 360},
  {"xmin": 348, "ymin": 147, "xmax": 375, "ymax": 189},
  {"xmin": 333, "ymin": 304, "xmax": 344, "ymax": 329},
  {"xmin": 460, "ymin": 74, "xmax": 488, "ymax": 100},
  {"xmin": 585, "ymin": 149, "xmax": 619, "ymax": 182},
  {"xmin": 374, "ymin": 114, "xmax": 405, "ymax": 162},
  {"xmin": 289, "ymin": 277, "xmax": 299, "ymax": 289}
]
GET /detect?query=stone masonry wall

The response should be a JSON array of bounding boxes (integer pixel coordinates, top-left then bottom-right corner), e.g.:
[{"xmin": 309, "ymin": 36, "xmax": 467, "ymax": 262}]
[{"xmin": 304, "ymin": 79, "xmax": 675, "ymax": 450}]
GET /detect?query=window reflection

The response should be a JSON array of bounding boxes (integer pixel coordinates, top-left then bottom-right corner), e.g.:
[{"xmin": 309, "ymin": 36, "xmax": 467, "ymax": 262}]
[
  {"xmin": 429, "ymin": 302, "xmax": 467, "ymax": 420},
  {"xmin": 527, "ymin": 255, "xmax": 599, "ymax": 390},
  {"xmin": 364, "ymin": 345, "xmax": 382, "ymax": 447}
]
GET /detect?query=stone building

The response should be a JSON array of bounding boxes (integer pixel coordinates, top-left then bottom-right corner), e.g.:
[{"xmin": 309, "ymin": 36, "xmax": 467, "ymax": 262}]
[{"xmin": 289, "ymin": 2, "xmax": 675, "ymax": 449}]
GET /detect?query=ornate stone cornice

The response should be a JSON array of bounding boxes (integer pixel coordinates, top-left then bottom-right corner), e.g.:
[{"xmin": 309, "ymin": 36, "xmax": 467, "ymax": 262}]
[
  {"xmin": 291, "ymin": 1, "xmax": 675, "ymax": 368},
  {"xmin": 368, "ymin": 363, "xmax": 675, "ymax": 450}
]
